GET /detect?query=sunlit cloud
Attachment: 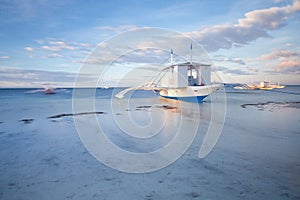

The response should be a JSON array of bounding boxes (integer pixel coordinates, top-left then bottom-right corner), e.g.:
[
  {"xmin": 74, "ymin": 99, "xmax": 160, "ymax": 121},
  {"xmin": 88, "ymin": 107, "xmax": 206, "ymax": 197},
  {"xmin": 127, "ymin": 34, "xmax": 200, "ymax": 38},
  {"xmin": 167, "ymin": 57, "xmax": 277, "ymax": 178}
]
[
  {"xmin": 260, "ymin": 48, "xmax": 300, "ymax": 74},
  {"xmin": 24, "ymin": 47, "xmax": 34, "ymax": 51},
  {"xmin": 38, "ymin": 39, "xmax": 94, "ymax": 53},
  {"xmin": 215, "ymin": 66, "xmax": 255, "ymax": 75},
  {"xmin": 188, "ymin": 0, "xmax": 300, "ymax": 52},
  {"xmin": 260, "ymin": 49, "xmax": 299, "ymax": 60},
  {"xmin": 276, "ymin": 60, "xmax": 300, "ymax": 74},
  {"xmin": 238, "ymin": 1, "xmax": 300, "ymax": 30},
  {"xmin": 0, "ymin": 51, "xmax": 10, "ymax": 59},
  {"xmin": 43, "ymin": 53, "xmax": 65, "ymax": 59},
  {"xmin": 41, "ymin": 41, "xmax": 77, "ymax": 51},
  {"xmin": 0, "ymin": 67, "xmax": 98, "ymax": 88},
  {"xmin": 213, "ymin": 56, "xmax": 246, "ymax": 65}
]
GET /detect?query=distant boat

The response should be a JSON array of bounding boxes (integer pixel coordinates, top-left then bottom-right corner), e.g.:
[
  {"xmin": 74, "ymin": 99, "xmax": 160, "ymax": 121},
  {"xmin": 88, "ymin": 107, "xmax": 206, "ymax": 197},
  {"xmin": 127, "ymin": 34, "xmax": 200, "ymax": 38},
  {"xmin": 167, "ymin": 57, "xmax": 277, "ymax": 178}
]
[
  {"xmin": 269, "ymin": 82, "xmax": 285, "ymax": 89},
  {"xmin": 25, "ymin": 87, "xmax": 56, "ymax": 95},
  {"xmin": 44, "ymin": 87, "xmax": 56, "ymax": 95},
  {"xmin": 233, "ymin": 84, "xmax": 253, "ymax": 90},
  {"xmin": 101, "ymin": 86, "xmax": 110, "ymax": 89},
  {"xmin": 116, "ymin": 46, "xmax": 221, "ymax": 102},
  {"xmin": 234, "ymin": 81, "xmax": 285, "ymax": 90},
  {"xmin": 25, "ymin": 82, "xmax": 65, "ymax": 95}
]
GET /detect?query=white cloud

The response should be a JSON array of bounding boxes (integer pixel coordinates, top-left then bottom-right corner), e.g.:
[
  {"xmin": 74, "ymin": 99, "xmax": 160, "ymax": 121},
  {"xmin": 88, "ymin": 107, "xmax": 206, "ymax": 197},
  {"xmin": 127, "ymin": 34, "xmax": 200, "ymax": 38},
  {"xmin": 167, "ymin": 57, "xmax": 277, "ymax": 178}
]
[
  {"xmin": 188, "ymin": 0, "xmax": 300, "ymax": 52},
  {"xmin": 264, "ymin": 60, "xmax": 300, "ymax": 74},
  {"xmin": 246, "ymin": 67, "xmax": 259, "ymax": 73},
  {"xmin": 276, "ymin": 58, "xmax": 300, "ymax": 74},
  {"xmin": 0, "ymin": 67, "xmax": 78, "ymax": 87},
  {"xmin": 39, "ymin": 39, "xmax": 94, "ymax": 52},
  {"xmin": 41, "ymin": 41, "xmax": 77, "ymax": 51},
  {"xmin": 215, "ymin": 66, "xmax": 255, "ymax": 75},
  {"xmin": 43, "ymin": 53, "xmax": 65, "ymax": 59},
  {"xmin": 24, "ymin": 47, "xmax": 34, "ymax": 51},
  {"xmin": 78, "ymin": 43, "xmax": 92, "ymax": 47},
  {"xmin": 25, "ymin": 39, "xmax": 94, "ymax": 62},
  {"xmin": 214, "ymin": 56, "xmax": 246, "ymax": 65},
  {"xmin": 260, "ymin": 48, "xmax": 300, "ymax": 74},
  {"xmin": 274, "ymin": 0, "xmax": 286, "ymax": 3},
  {"xmin": 35, "ymin": 39, "xmax": 44, "ymax": 44},
  {"xmin": 0, "ymin": 51, "xmax": 10, "ymax": 59},
  {"xmin": 260, "ymin": 49, "xmax": 299, "ymax": 60}
]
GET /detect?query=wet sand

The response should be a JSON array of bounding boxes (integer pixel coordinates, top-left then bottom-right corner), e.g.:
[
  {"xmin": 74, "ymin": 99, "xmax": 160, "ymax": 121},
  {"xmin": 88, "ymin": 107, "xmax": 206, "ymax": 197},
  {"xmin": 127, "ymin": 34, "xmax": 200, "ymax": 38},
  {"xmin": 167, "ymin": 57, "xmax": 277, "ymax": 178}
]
[{"xmin": 0, "ymin": 89, "xmax": 299, "ymax": 200}]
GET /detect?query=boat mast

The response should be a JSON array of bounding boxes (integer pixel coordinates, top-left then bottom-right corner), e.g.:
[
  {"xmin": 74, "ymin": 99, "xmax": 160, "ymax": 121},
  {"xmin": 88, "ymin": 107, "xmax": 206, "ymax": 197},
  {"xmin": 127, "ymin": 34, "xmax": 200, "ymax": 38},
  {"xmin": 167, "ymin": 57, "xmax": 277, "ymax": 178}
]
[
  {"xmin": 170, "ymin": 49, "xmax": 174, "ymax": 65},
  {"xmin": 190, "ymin": 43, "xmax": 193, "ymax": 64}
]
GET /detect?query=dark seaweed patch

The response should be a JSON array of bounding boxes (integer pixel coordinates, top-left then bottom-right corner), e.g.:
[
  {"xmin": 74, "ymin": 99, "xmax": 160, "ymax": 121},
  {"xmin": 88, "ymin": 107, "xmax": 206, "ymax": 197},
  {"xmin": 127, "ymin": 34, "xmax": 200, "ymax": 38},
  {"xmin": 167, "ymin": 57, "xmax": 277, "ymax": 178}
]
[
  {"xmin": 241, "ymin": 101, "xmax": 300, "ymax": 109},
  {"xmin": 135, "ymin": 105, "xmax": 178, "ymax": 111},
  {"xmin": 156, "ymin": 105, "xmax": 177, "ymax": 110},
  {"xmin": 19, "ymin": 119, "xmax": 34, "ymax": 124},
  {"xmin": 48, "ymin": 112, "xmax": 105, "ymax": 119}
]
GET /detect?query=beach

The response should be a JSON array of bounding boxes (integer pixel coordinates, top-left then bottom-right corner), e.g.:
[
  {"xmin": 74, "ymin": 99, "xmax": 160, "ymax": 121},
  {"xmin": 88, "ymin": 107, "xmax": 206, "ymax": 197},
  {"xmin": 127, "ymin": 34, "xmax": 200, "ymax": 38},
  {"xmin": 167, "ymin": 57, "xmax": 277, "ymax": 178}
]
[{"xmin": 0, "ymin": 86, "xmax": 299, "ymax": 200}]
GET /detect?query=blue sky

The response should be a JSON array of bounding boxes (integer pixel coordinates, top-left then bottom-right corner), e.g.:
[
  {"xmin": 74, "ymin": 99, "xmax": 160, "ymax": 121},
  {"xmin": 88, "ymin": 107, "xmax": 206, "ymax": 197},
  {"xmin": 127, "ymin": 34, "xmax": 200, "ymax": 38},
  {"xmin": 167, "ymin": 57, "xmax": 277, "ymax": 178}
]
[{"xmin": 0, "ymin": 0, "xmax": 299, "ymax": 87}]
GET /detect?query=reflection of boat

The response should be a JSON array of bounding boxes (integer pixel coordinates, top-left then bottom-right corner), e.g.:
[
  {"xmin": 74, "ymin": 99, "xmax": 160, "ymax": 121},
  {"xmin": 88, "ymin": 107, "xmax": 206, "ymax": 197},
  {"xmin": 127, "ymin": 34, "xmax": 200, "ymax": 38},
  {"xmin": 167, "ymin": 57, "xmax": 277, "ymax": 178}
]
[{"xmin": 116, "ymin": 46, "xmax": 221, "ymax": 102}]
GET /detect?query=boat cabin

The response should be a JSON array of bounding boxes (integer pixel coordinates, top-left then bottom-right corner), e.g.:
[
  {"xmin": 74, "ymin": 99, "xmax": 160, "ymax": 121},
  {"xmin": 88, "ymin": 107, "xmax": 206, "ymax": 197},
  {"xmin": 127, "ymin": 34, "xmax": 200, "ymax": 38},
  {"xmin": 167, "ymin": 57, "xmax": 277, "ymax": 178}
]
[{"xmin": 161, "ymin": 62, "xmax": 211, "ymax": 88}]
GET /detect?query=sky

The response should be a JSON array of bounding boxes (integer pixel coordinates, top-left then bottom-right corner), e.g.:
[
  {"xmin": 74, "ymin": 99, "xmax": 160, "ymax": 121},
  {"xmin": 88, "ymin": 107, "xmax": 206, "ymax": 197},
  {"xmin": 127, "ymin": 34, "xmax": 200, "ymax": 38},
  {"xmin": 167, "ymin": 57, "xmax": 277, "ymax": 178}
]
[{"xmin": 0, "ymin": 0, "xmax": 299, "ymax": 87}]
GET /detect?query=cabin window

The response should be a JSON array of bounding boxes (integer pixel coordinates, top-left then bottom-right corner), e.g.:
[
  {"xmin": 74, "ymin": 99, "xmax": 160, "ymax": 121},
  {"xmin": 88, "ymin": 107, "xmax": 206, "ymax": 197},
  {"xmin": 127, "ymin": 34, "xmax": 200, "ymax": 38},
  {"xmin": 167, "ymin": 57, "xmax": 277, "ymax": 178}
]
[{"xmin": 192, "ymin": 69, "xmax": 197, "ymax": 78}]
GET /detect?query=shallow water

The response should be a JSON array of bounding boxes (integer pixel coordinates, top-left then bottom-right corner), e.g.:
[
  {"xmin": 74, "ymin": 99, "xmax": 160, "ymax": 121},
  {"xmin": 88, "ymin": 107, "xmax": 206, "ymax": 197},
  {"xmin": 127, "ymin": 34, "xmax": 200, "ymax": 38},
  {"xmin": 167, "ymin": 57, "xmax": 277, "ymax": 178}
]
[{"xmin": 0, "ymin": 86, "xmax": 299, "ymax": 199}]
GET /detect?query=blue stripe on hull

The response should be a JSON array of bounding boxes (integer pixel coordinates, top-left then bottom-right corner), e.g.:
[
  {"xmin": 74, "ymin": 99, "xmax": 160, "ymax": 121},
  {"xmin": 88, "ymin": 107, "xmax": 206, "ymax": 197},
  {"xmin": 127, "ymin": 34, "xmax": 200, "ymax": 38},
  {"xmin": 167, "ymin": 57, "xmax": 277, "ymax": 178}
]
[{"xmin": 160, "ymin": 95, "xmax": 208, "ymax": 102}]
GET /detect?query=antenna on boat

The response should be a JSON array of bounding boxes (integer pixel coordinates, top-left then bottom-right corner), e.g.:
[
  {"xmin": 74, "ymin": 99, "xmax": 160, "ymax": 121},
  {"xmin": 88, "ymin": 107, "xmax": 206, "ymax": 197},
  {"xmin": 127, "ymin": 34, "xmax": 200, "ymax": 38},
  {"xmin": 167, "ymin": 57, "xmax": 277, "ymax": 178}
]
[
  {"xmin": 170, "ymin": 49, "xmax": 174, "ymax": 65},
  {"xmin": 190, "ymin": 43, "xmax": 193, "ymax": 64}
]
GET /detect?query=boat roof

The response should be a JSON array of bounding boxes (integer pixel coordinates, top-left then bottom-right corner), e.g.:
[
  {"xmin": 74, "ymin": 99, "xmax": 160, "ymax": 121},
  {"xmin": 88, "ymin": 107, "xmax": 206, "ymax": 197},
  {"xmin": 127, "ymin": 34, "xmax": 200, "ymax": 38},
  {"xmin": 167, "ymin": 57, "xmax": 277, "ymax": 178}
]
[
  {"xmin": 176, "ymin": 62, "xmax": 211, "ymax": 67},
  {"xmin": 161, "ymin": 62, "xmax": 211, "ymax": 71}
]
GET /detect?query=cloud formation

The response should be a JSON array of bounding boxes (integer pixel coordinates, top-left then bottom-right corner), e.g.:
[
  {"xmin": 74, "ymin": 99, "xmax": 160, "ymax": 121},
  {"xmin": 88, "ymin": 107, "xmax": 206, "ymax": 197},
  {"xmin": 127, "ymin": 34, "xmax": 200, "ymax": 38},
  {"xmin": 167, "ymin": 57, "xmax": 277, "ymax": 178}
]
[
  {"xmin": 24, "ymin": 47, "xmax": 34, "ymax": 51},
  {"xmin": 214, "ymin": 66, "xmax": 254, "ymax": 75},
  {"xmin": 0, "ymin": 51, "xmax": 10, "ymax": 59},
  {"xmin": 0, "ymin": 67, "xmax": 99, "ymax": 87},
  {"xmin": 189, "ymin": 0, "xmax": 300, "ymax": 52},
  {"xmin": 24, "ymin": 39, "xmax": 94, "ymax": 63},
  {"xmin": 260, "ymin": 49, "xmax": 299, "ymax": 60},
  {"xmin": 276, "ymin": 58, "xmax": 300, "ymax": 74},
  {"xmin": 213, "ymin": 56, "xmax": 246, "ymax": 65},
  {"xmin": 260, "ymin": 49, "xmax": 300, "ymax": 74},
  {"xmin": 37, "ymin": 39, "xmax": 93, "ymax": 53},
  {"xmin": 41, "ymin": 41, "xmax": 78, "ymax": 51},
  {"xmin": 43, "ymin": 53, "xmax": 65, "ymax": 59}
]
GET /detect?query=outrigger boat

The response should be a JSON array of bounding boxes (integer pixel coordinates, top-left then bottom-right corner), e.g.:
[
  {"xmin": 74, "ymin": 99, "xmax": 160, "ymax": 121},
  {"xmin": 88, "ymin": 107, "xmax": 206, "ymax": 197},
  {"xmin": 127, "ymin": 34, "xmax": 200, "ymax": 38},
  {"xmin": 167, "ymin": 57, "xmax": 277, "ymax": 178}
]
[
  {"xmin": 234, "ymin": 81, "xmax": 285, "ymax": 90},
  {"xmin": 115, "ymin": 46, "xmax": 222, "ymax": 102},
  {"xmin": 25, "ymin": 84, "xmax": 56, "ymax": 95}
]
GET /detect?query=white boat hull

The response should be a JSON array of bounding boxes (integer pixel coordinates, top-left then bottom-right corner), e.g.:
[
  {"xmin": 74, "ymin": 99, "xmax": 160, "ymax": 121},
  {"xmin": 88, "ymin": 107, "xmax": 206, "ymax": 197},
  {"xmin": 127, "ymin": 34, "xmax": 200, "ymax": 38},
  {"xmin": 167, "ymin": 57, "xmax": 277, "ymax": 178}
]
[{"xmin": 159, "ymin": 84, "xmax": 221, "ymax": 101}]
